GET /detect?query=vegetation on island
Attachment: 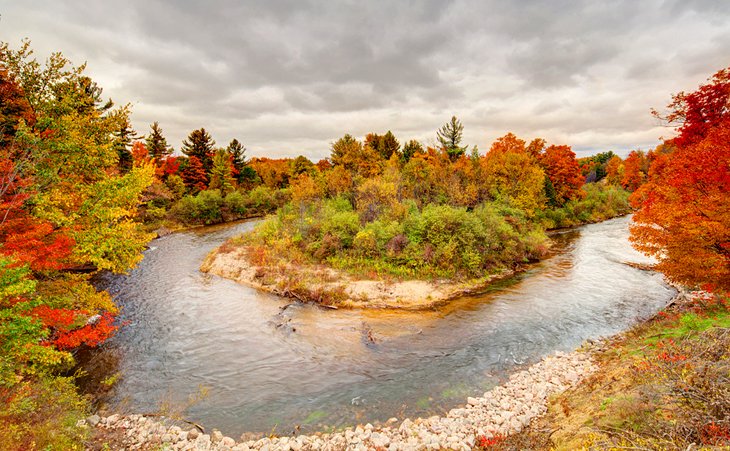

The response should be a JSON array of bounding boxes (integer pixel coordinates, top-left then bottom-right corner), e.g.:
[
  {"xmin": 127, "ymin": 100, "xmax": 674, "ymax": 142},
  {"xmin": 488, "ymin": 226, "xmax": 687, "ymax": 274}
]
[
  {"xmin": 0, "ymin": 35, "xmax": 727, "ymax": 450},
  {"xmin": 232, "ymin": 132, "xmax": 631, "ymax": 283}
]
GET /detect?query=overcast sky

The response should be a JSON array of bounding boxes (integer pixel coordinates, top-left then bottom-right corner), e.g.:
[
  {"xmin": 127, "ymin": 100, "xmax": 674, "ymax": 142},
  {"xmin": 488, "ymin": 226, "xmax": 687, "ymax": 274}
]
[{"xmin": 1, "ymin": 1, "xmax": 728, "ymax": 160}]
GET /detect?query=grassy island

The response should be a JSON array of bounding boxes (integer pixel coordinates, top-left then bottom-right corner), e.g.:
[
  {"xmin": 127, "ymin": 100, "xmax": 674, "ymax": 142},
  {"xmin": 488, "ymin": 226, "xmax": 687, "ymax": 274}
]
[{"xmin": 203, "ymin": 134, "xmax": 632, "ymax": 308}]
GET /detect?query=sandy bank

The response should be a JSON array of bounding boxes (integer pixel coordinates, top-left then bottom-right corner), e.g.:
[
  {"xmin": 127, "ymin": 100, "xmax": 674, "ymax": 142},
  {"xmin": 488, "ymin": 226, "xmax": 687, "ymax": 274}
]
[{"xmin": 200, "ymin": 246, "xmax": 513, "ymax": 310}]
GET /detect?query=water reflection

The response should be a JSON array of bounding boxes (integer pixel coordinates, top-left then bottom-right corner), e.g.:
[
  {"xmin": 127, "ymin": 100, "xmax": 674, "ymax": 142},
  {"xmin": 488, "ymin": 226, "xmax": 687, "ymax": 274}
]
[{"xmin": 79, "ymin": 216, "xmax": 674, "ymax": 437}]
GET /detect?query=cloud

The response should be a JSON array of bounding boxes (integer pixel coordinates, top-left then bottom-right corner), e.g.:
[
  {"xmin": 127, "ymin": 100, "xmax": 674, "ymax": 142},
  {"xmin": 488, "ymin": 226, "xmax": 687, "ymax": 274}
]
[{"xmin": 1, "ymin": 0, "xmax": 728, "ymax": 159}]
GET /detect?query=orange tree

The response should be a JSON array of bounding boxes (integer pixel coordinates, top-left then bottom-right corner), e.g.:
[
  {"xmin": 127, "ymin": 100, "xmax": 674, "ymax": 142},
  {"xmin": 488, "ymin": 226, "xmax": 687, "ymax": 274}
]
[{"xmin": 631, "ymin": 67, "xmax": 730, "ymax": 293}]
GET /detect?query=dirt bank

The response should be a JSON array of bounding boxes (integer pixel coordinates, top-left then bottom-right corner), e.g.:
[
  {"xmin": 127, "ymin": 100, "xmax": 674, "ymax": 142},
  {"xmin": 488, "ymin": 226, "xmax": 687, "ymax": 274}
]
[{"xmin": 200, "ymin": 246, "xmax": 513, "ymax": 309}]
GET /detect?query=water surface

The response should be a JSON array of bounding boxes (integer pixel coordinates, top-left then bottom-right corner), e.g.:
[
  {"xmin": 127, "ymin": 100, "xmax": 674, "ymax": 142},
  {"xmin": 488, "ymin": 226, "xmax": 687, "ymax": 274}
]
[{"xmin": 82, "ymin": 216, "xmax": 674, "ymax": 437}]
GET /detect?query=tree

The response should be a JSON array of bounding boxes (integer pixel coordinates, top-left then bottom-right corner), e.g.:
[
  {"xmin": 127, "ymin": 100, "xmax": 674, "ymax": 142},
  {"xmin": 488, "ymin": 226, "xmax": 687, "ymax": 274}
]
[
  {"xmin": 605, "ymin": 155, "xmax": 623, "ymax": 185},
  {"xmin": 621, "ymin": 150, "xmax": 647, "ymax": 191},
  {"xmin": 181, "ymin": 128, "xmax": 215, "ymax": 175},
  {"xmin": 290, "ymin": 155, "xmax": 315, "ymax": 176},
  {"xmin": 379, "ymin": 131, "xmax": 400, "ymax": 160},
  {"xmin": 181, "ymin": 156, "xmax": 207, "ymax": 193},
  {"xmin": 653, "ymin": 67, "xmax": 730, "ymax": 148},
  {"xmin": 112, "ymin": 115, "xmax": 139, "ymax": 174},
  {"xmin": 330, "ymin": 134, "xmax": 382, "ymax": 178},
  {"xmin": 145, "ymin": 121, "xmax": 171, "ymax": 159},
  {"xmin": 401, "ymin": 139, "xmax": 423, "ymax": 163},
  {"xmin": 0, "ymin": 67, "xmax": 36, "ymax": 149},
  {"xmin": 538, "ymin": 145, "xmax": 585, "ymax": 206},
  {"xmin": 482, "ymin": 133, "xmax": 545, "ymax": 215},
  {"xmin": 0, "ymin": 40, "xmax": 155, "ymax": 375},
  {"xmin": 209, "ymin": 148, "xmax": 236, "ymax": 195},
  {"xmin": 631, "ymin": 119, "xmax": 730, "ymax": 293},
  {"xmin": 437, "ymin": 116, "xmax": 468, "ymax": 161},
  {"xmin": 632, "ymin": 68, "xmax": 730, "ymax": 293},
  {"xmin": 226, "ymin": 138, "xmax": 246, "ymax": 176}
]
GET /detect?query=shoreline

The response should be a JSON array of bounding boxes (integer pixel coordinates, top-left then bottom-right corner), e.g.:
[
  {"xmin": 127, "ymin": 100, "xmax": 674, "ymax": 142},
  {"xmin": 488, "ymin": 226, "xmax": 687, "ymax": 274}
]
[
  {"xmin": 85, "ymin": 342, "xmax": 599, "ymax": 450},
  {"xmin": 200, "ymin": 245, "xmax": 518, "ymax": 310}
]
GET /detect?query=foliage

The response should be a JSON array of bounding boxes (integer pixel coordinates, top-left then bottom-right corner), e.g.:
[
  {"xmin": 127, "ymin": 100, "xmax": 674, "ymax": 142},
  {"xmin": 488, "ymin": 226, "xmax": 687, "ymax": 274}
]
[
  {"xmin": 209, "ymin": 148, "xmax": 236, "ymax": 195},
  {"xmin": 146, "ymin": 121, "xmax": 172, "ymax": 159},
  {"xmin": 437, "ymin": 116, "xmax": 467, "ymax": 161},
  {"xmin": 539, "ymin": 184, "xmax": 631, "ymax": 229},
  {"xmin": 538, "ymin": 145, "xmax": 585, "ymax": 206},
  {"xmin": 181, "ymin": 127, "xmax": 215, "ymax": 173},
  {"xmin": 631, "ymin": 119, "xmax": 730, "ymax": 293},
  {"xmin": 0, "ymin": 40, "xmax": 155, "ymax": 449},
  {"xmin": 181, "ymin": 155, "xmax": 208, "ymax": 193},
  {"xmin": 654, "ymin": 67, "xmax": 730, "ymax": 148},
  {"xmin": 482, "ymin": 134, "xmax": 545, "ymax": 215},
  {"xmin": 169, "ymin": 186, "xmax": 289, "ymax": 226}
]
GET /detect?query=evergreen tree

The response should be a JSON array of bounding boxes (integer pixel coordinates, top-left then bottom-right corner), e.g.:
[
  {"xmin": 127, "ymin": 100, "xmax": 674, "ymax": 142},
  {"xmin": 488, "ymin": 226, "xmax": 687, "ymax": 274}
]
[
  {"xmin": 113, "ymin": 116, "xmax": 138, "ymax": 173},
  {"xmin": 379, "ymin": 131, "xmax": 400, "ymax": 160},
  {"xmin": 226, "ymin": 138, "xmax": 246, "ymax": 176},
  {"xmin": 401, "ymin": 139, "xmax": 423, "ymax": 163},
  {"xmin": 146, "ymin": 122, "xmax": 171, "ymax": 159},
  {"xmin": 181, "ymin": 128, "xmax": 215, "ymax": 174},
  {"xmin": 209, "ymin": 148, "xmax": 235, "ymax": 195},
  {"xmin": 437, "ymin": 116, "xmax": 467, "ymax": 161}
]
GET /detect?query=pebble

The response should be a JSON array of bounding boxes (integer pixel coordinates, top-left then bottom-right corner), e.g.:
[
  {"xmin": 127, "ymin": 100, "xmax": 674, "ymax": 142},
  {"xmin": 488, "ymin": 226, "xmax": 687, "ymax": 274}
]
[{"xmin": 89, "ymin": 349, "xmax": 597, "ymax": 450}]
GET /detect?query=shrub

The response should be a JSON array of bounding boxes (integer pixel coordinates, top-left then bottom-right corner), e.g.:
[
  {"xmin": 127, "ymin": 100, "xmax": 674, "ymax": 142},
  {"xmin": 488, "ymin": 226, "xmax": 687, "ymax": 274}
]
[{"xmin": 224, "ymin": 191, "xmax": 247, "ymax": 216}]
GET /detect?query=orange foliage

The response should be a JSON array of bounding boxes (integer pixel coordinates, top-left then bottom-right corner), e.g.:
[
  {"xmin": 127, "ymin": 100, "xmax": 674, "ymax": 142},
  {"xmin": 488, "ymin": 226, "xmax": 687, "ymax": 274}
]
[
  {"xmin": 621, "ymin": 150, "xmax": 646, "ymax": 191},
  {"xmin": 630, "ymin": 118, "xmax": 730, "ymax": 293},
  {"xmin": 131, "ymin": 140, "xmax": 150, "ymax": 167},
  {"xmin": 249, "ymin": 157, "xmax": 291, "ymax": 188},
  {"xmin": 538, "ymin": 145, "xmax": 585, "ymax": 204}
]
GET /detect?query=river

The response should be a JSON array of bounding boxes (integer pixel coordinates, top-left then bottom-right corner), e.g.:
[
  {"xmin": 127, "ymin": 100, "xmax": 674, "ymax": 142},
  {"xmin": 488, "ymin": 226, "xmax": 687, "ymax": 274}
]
[{"xmin": 80, "ymin": 215, "xmax": 674, "ymax": 438}]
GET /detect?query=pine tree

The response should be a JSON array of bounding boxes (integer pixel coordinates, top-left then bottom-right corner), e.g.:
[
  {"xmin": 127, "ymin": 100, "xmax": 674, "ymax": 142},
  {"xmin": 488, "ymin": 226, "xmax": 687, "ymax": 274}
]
[
  {"xmin": 181, "ymin": 128, "xmax": 215, "ymax": 174},
  {"xmin": 209, "ymin": 148, "xmax": 235, "ymax": 195},
  {"xmin": 379, "ymin": 131, "xmax": 400, "ymax": 160},
  {"xmin": 226, "ymin": 138, "xmax": 246, "ymax": 176},
  {"xmin": 113, "ymin": 116, "xmax": 138, "ymax": 173},
  {"xmin": 437, "ymin": 116, "xmax": 467, "ymax": 161},
  {"xmin": 401, "ymin": 139, "xmax": 423, "ymax": 163},
  {"xmin": 146, "ymin": 122, "xmax": 171, "ymax": 159}
]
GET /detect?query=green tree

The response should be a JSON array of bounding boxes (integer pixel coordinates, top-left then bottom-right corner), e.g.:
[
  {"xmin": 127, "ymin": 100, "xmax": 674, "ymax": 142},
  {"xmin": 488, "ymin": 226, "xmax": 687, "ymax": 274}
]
[
  {"xmin": 401, "ymin": 139, "xmax": 423, "ymax": 163},
  {"xmin": 209, "ymin": 148, "xmax": 235, "ymax": 195},
  {"xmin": 112, "ymin": 115, "xmax": 138, "ymax": 173},
  {"xmin": 226, "ymin": 138, "xmax": 246, "ymax": 175},
  {"xmin": 181, "ymin": 128, "xmax": 215, "ymax": 175},
  {"xmin": 146, "ymin": 121, "xmax": 171, "ymax": 159},
  {"xmin": 379, "ymin": 131, "xmax": 400, "ymax": 160},
  {"xmin": 437, "ymin": 116, "xmax": 467, "ymax": 161},
  {"xmin": 290, "ymin": 155, "xmax": 315, "ymax": 176}
]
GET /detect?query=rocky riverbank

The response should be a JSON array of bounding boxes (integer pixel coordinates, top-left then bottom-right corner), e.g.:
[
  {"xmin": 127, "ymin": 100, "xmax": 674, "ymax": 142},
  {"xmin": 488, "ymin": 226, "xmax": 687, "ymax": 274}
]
[
  {"xmin": 200, "ymin": 246, "xmax": 513, "ymax": 310},
  {"xmin": 85, "ymin": 348, "xmax": 597, "ymax": 450}
]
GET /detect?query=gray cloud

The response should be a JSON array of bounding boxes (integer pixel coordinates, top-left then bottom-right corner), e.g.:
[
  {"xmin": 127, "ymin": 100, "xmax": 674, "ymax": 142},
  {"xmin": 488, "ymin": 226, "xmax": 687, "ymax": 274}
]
[{"xmin": 1, "ymin": 0, "xmax": 728, "ymax": 160}]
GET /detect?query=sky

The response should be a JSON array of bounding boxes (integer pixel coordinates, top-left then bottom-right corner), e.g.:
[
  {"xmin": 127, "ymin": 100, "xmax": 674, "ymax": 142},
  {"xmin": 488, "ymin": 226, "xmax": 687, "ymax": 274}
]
[{"xmin": 1, "ymin": 1, "xmax": 728, "ymax": 160}]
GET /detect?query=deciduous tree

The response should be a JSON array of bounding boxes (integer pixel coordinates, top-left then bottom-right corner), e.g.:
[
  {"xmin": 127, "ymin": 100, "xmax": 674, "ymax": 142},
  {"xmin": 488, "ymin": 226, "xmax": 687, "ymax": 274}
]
[{"xmin": 538, "ymin": 145, "xmax": 585, "ymax": 206}]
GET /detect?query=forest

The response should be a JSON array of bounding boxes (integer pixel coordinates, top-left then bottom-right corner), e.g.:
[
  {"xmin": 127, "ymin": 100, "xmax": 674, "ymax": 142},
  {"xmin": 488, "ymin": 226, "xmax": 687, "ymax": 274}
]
[{"xmin": 0, "ymin": 39, "xmax": 728, "ymax": 449}]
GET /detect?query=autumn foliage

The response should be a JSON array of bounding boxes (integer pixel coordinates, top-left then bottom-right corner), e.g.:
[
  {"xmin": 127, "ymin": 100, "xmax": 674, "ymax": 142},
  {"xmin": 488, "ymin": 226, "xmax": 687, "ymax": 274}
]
[{"xmin": 632, "ymin": 67, "xmax": 730, "ymax": 294}]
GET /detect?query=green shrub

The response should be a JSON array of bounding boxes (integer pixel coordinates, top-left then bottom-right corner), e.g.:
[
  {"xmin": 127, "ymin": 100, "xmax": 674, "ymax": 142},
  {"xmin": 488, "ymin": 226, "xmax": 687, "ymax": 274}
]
[{"xmin": 224, "ymin": 191, "xmax": 247, "ymax": 216}]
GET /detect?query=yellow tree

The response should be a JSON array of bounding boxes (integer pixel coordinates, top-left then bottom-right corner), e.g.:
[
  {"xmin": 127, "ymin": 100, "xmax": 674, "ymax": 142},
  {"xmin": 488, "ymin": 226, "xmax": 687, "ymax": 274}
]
[{"xmin": 482, "ymin": 133, "xmax": 545, "ymax": 215}]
